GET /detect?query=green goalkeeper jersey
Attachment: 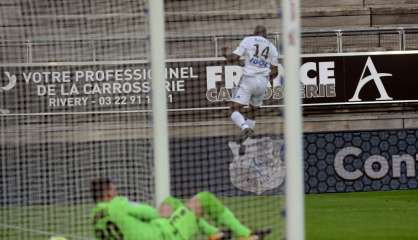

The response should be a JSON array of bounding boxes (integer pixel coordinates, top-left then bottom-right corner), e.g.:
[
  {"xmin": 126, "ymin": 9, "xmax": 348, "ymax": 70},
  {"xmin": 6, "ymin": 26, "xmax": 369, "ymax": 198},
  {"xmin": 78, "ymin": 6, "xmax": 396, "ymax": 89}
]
[{"xmin": 91, "ymin": 196, "xmax": 165, "ymax": 240}]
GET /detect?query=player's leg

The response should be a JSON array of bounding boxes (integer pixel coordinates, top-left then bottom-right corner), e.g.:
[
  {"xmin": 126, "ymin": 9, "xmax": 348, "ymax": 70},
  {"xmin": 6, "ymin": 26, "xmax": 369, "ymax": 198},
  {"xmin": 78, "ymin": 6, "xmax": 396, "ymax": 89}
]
[
  {"xmin": 245, "ymin": 105, "xmax": 257, "ymax": 130},
  {"xmin": 238, "ymin": 106, "xmax": 257, "ymax": 155},
  {"xmin": 229, "ymin": 101, "xmax": 249, "ymax": 131},
  {"xmin": 158, "ymin": 196, "xmax": 200, "ymax": 240},
  {"xmin": 189, "ymin": 191, "xmax": 252, "ymax": 238},
  {"xmin": 229, "ymin": 80, "xmax": 253, "ymax": 144},
  {"xmin": 230, "ymin": 101, "xmax": 254, "ymax": 144},
  {"xmin": 230, "ymin": 75, "xmax": 260, "ymax": 143},
  {"xmin": 230, "ymin": 76, "xmax": 250, "ymax": 131},
  {"xmin": 229, "ymin": 77, "xmax": 255, "ymax": 155},
  {"xmin": 246, "ymin": 76, "xmax": 269, "ymax": 130},
  {"xmin": 161, "ymin": 196, "xmax": 220, "ymax": 239}
]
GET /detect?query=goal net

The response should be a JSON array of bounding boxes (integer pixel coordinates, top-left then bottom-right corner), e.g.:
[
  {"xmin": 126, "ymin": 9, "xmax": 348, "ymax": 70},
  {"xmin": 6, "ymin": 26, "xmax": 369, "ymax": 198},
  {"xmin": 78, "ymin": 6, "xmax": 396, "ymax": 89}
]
[{"xmin": 0, "ymin": 0, "xmax": 287, "ymax": 239}]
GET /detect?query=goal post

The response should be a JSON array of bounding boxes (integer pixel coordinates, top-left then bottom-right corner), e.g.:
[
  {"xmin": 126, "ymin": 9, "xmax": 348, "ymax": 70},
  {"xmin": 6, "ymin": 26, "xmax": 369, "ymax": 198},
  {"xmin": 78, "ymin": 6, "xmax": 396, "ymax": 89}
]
[
  {"xmin": 149, "ymin": 0, "xmax": 171, "ymax": 206},
  {"xmin": 282, "ymin": 0, "xmax": 305, "ymax": 238}
]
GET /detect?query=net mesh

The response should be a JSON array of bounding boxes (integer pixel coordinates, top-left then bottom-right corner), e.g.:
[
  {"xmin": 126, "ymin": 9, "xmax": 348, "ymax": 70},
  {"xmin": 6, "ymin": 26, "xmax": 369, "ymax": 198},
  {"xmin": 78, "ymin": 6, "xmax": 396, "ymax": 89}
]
[{"xmin": 0, "ymin": 0, "xmax": 285, "ymax": 239}]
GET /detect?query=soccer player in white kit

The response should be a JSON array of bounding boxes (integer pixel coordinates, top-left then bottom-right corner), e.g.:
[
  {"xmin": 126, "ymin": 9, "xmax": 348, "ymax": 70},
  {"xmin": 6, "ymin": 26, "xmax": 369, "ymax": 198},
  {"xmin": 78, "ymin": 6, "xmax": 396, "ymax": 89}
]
[{"xmin": 224, "ymin": 26, "xmax": 279, "ymax": 151}]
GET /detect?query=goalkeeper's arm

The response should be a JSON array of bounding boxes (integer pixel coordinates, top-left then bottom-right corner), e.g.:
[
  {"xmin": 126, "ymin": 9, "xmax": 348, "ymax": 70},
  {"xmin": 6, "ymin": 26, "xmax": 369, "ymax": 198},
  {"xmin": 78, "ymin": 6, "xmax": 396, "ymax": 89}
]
[{"xmin": 126, "ymin": 202, "xmax": 160, "ymax": 221}]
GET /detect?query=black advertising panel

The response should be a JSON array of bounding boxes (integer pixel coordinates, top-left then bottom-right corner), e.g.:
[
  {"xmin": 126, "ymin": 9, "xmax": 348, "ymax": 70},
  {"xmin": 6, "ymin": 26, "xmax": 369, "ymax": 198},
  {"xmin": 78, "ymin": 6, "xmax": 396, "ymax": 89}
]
[
  {"xmin": 1, "ymin": 52, "xmax": 418, "ymax": 114},
  {"xmin": 299, "ymin": 56, "xmax": 343, "ymax": 104},
  {"xmin": 342, "ymin": 54, "xmax": 418, "ymax": 103},
  {"xmin": 301, "ymin": 53, "xmax": 418, "ymax": 105}
]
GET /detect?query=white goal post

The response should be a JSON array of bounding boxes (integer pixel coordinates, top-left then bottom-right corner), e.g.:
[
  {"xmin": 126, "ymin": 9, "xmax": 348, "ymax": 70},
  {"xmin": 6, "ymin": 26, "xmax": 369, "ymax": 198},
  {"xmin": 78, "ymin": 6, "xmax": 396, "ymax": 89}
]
[
  {"xmin": 282, "ymin": 0, "xmax": 305, "ymax": 239},
  {"xmin": 149, "ymin": 0, "xmax": 171, "ymax": 206}
]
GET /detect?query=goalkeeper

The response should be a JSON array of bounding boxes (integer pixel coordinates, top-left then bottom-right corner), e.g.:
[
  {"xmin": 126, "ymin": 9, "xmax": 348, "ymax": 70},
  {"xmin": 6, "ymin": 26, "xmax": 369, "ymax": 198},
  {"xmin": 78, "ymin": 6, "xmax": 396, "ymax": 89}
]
[{"xmin": 91, "ymin": 178, "xmax": 261, "ymax": 240}]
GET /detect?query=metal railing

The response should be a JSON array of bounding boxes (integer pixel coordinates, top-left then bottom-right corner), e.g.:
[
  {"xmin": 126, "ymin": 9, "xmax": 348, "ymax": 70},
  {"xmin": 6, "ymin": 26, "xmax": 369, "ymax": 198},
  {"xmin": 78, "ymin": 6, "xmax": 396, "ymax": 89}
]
[{"xmin": 1, "ymin": 27, "xmax": 418, "ymax": 63}]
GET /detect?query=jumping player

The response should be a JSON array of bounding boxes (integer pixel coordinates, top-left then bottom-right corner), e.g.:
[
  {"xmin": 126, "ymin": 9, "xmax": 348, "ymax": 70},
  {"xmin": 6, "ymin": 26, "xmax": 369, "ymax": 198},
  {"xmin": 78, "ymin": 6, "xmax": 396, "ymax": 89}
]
[
  {"xmin": 224, "ymin": 26, "xmax": 279, "ymax": 151},
  {"xmin": 91, "ymin": 178, "xmax": 268, "ymax": 240}
]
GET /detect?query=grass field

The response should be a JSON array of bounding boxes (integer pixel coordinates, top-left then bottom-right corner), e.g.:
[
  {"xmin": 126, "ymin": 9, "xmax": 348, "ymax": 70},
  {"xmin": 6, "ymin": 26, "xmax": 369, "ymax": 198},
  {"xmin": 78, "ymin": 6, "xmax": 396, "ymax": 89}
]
[
  {"xmin": 1, "ymin": 190, "xmax": 418, "ymax": 240},
  {"xmin": 306, "ymin": 190, "xmax": 418, "ymax": 240}
]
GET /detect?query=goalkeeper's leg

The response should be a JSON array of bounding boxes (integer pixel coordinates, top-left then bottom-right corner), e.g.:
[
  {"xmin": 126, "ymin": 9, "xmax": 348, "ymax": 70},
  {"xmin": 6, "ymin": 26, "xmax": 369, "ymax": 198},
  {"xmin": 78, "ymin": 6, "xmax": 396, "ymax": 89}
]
[
  {"xmin": 187, "ymin": 191, "xmax": 252, "ymax": 238},
  {"xmin": 160, "ymin": 193, "xmax": 260, "ymax": 239},
  {"xmin": 160, "ymin": 196, "xmax": 221, "ymax": 238}
]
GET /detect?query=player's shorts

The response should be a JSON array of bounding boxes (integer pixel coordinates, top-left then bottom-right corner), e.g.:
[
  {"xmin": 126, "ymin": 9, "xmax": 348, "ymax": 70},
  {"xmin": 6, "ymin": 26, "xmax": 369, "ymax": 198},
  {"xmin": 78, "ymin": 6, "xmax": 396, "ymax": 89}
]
[
  {"xmin": 231, "ymin": 74, "xmax": 269, "ymax": 107},
  {"xmin": 156, "ymin": 206, "xmax": 198, "ymax": 240}
]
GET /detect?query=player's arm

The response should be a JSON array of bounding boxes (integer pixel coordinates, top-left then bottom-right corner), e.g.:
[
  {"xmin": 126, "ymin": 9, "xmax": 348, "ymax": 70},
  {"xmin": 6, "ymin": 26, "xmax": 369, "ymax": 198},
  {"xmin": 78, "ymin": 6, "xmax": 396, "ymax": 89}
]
[
  {"xmin": 269, "ymin": 64, "xmax": 278, "ymax": 81},
  {"xmin": 222, "ymin": 48, "xmax": 242, "ymax": 65},
  {"xmin": 126, "ymin": 202, "xmax": 160, "ymax": 221},
  {"xmin": 269, "ymin": 46, "xmax": 280, "ymax": 81},
  {"xmin": 222, "ymin": 38, "xmax": 247, "ymax": 65}
]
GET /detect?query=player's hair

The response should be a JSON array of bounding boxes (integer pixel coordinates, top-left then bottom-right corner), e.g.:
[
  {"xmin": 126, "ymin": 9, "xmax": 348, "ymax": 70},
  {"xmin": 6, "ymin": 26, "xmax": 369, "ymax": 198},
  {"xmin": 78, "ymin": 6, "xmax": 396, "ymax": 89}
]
[
  {"xmin": 91, "ymin": 178, "xmax": 113, "ymax": 202},
  {"xmin": 254, "ymin": 25, "xmax": 267, "ymax": 38}
]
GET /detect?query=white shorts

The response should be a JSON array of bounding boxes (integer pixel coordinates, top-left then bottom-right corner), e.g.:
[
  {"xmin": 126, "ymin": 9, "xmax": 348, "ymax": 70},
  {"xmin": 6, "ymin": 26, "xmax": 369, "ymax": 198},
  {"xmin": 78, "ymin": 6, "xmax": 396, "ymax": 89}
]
[{"xmin": 231, "ymin": 75, "xmax": 269, "ymax": 107}]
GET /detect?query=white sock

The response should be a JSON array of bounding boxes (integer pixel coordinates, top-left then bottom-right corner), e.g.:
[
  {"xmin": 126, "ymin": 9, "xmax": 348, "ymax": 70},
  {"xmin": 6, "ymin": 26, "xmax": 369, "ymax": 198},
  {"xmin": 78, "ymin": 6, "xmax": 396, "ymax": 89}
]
[
  {"xmin": 245, "ymin": 119, "xmax": 256, "ymax": 129},
  {"xmin": 231, "ymin": 111, "xmax": 249, "ymax": 130}
]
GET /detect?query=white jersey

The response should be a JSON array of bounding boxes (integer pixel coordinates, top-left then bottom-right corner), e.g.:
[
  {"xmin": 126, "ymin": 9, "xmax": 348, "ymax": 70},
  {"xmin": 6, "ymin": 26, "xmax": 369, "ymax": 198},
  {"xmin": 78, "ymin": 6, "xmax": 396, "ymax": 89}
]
[{"xmin": 233, "ymin": 36, "xmax": 279, "ymax": 77}]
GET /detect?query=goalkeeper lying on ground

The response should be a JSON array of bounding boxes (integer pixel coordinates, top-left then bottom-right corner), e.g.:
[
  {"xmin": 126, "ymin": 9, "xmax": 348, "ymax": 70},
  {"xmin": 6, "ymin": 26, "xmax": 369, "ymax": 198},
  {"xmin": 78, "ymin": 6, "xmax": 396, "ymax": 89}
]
[{"xmin": 91, "ymin": 178, "xmax": 267, "ymax": 240}]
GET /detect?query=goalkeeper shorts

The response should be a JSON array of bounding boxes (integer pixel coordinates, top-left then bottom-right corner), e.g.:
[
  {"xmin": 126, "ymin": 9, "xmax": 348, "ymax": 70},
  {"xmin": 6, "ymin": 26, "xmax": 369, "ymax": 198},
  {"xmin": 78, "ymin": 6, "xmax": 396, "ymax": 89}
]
[{"xmin": 157, "ymin": 206, "xmax": 198, "ymax": 240}]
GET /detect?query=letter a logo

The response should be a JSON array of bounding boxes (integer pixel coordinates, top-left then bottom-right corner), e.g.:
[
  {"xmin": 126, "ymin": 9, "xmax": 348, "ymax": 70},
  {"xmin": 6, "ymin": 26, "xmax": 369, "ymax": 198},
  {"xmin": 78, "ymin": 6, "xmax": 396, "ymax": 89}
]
[
  {"xmin": 349, "ymin": 57, "xmax": 392, "ymax": 102},
  {"xmin": 1, "ymin": 72, "xmax": 17, "ymax": 91}
]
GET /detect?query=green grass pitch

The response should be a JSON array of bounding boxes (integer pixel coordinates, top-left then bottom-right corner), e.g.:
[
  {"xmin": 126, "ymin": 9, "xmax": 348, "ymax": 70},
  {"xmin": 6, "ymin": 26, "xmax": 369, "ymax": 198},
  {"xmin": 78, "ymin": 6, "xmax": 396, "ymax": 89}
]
[
  {"xmin": 306, "ymin": 190, "xmax": 418, "ymax": 240},
  {"xmin": 1, "ymin": 190, "xmax": 418, "ymax": 240}
]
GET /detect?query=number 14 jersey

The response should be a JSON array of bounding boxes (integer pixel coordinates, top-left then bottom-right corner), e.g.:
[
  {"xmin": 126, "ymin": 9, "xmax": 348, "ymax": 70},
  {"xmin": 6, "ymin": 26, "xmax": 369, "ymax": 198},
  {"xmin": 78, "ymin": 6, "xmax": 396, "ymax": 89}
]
[{"xmin": 233, "ymin": 36, "xmax": 279, "ymax": 77}]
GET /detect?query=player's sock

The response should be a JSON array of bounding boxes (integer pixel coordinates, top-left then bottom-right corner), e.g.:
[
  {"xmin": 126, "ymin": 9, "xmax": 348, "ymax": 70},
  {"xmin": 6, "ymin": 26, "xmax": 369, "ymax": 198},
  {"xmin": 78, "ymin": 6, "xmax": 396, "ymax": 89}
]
[
  {"xmin": 245, "ymin": 119, "xmax": 256, "ymax": 129},
  {"xmin": 231, "ymin": 111, "xmax": 249, "ymax": 130},
  {"xmin": 196, "ymin": 192, "xmax": 251, "ymax": 237}
]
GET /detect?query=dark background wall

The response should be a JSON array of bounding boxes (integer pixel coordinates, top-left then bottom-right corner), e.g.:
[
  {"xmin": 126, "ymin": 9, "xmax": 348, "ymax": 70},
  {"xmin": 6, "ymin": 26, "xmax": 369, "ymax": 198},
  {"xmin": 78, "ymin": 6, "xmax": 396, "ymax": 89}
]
[{"xmin": 1, "ymin": 128, "xmax": 417, "ymax": 205}]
